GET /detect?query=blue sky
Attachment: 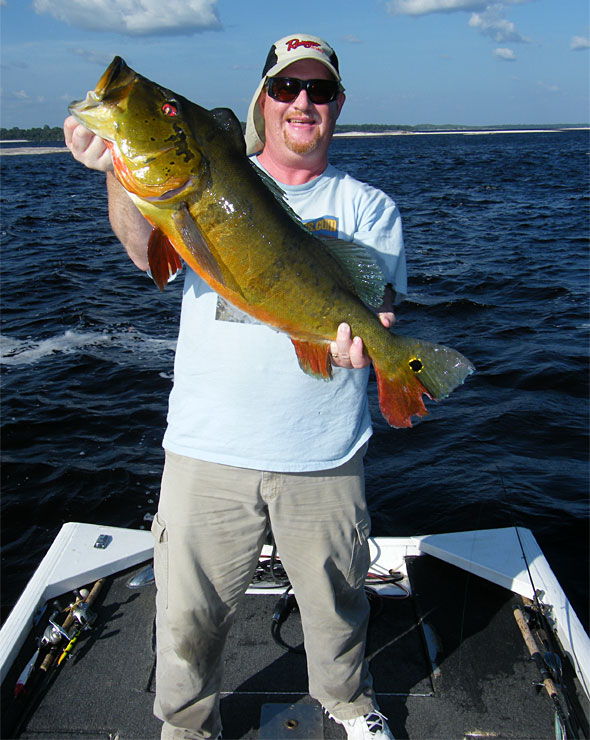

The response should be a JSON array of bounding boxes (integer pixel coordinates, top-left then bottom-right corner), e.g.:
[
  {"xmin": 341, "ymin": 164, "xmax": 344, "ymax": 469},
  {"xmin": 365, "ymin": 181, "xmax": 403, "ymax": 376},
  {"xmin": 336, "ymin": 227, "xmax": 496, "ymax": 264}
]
[{"xmin": 1, "ymin": 0, "xmax": 588, "ymax": 129}]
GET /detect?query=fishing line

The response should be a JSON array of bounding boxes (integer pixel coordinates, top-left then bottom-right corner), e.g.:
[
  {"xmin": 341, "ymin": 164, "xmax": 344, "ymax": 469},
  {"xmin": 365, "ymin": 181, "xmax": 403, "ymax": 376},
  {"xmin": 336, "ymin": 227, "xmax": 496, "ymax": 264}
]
[
  {"xmin": 496, "ymin": 465, "xmax": 541, "ymax": 606},
  {"xmin": 455, "ymin": 489, "xmax": 488, "ymax": 685},
  {"xmin": 497, "ymin": 466, "xmax": 558, "ymax": 653}
]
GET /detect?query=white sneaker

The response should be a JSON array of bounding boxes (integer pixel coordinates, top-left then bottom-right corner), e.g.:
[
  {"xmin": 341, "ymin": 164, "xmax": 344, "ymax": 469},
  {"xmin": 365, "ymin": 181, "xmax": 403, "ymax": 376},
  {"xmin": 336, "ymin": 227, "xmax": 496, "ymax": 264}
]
[{"xmin": 326, "ymin": 709, "xmax": 395, "ymax": 740}]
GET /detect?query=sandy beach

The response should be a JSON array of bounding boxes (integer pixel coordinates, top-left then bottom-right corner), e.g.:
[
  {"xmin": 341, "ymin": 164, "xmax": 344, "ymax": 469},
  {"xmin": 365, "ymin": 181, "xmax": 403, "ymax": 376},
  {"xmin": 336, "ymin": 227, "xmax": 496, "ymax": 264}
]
[
  {"xmin": 334, "ymin": 127, "xmax": 588, "ymax": 137},
  {"xmin": 0, "ymin": 146, "xmax": 70, "ymax": 156}
]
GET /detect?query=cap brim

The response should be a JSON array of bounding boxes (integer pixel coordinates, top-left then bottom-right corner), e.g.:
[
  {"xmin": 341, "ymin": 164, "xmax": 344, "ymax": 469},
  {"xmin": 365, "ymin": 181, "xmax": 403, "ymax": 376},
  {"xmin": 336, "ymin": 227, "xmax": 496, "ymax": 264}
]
[{"xmin": 244, "ymin": 77, "xmax": 267, "ymax": 156}]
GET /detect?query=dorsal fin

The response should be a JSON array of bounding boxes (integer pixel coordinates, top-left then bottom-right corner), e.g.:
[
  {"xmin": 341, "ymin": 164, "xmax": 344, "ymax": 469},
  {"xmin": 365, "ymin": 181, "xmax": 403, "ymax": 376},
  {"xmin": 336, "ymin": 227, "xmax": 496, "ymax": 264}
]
[
  {"xmin": 319, "ymin": 237, "xmax": 386, "ymax": 309},
  {"xmin": 250, "ymin": 161, "xmax": 307, "ymax": 226},
  {"xmin": 251, "ymin": 160, "xmax": 386, "ymax": 308},
  {"xmin": 210, "ymin": 107, "xmax": 246, "ymax": 154}
]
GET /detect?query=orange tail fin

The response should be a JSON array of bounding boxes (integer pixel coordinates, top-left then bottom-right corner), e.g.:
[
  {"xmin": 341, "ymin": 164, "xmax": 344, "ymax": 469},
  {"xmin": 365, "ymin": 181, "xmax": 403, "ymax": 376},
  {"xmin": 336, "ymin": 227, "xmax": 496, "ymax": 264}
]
[{"xmin": 373, "ymin": 335, "xmax": 474, "ymax": 427}]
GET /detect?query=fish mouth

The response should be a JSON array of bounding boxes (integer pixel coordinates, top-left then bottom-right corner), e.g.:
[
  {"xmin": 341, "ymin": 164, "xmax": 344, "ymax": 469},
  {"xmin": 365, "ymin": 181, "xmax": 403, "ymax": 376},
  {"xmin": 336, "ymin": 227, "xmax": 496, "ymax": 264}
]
[
  {"xmin": 68, "ymin": 56, "xmax": 136, "ymax": 134},
  {"xmin": 94, "ymin": 56, "xmax": 131, "ymax": 97}
]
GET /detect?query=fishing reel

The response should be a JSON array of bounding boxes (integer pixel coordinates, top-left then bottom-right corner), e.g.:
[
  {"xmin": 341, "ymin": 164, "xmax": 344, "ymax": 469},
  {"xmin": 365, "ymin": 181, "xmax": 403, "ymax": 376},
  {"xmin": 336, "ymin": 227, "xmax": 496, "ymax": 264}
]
[
  {"xmin": 70, "ymin": 599, "xmax": 97, "ymax": 631},
  {"xmin": 41, "ymin": 615, "xmax": 69, "ymax": 647},
  {"xmin": 40, "ymin": 591, "xmax": 97, "ymax": 648}
]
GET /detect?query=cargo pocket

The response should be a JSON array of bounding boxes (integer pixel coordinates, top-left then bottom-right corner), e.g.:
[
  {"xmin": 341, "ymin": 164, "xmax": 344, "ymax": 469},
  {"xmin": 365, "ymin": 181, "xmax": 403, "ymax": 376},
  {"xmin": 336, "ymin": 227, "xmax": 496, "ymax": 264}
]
[
  {"xmin": 151, "ymin": 513, "xmax": 169, "ymax": 608},
  {"xmin": 347, "ymin": 518, "xmax": 371, "ymax": 590}
]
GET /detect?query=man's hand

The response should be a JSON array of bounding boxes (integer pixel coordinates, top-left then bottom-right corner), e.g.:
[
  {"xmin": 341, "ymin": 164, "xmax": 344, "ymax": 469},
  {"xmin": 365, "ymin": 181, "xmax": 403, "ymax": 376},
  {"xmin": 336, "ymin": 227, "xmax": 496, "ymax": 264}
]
[
  {"xmin": 330, "ymin": 311, "xmax": 395, "ymax": 369},
  {"xmin": 64, "ymin": 115, "xmax": 113, "ymax": 172},
  {"xmin": 330, "ymin": 283, "xmax": 396, "ymax": 369}
]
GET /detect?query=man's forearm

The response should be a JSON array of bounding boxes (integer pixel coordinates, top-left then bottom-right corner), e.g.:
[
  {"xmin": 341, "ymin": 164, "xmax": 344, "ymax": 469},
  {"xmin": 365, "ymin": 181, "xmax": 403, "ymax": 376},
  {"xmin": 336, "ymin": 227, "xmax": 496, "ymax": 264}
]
[{"xmin": 106, "ymin": 172, "xmax": 152, "ymax": 271}]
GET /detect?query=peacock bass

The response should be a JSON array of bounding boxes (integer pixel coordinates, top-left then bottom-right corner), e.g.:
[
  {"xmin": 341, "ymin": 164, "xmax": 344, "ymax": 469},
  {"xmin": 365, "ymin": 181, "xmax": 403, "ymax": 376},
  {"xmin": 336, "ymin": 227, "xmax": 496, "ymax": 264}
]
[{"xmin": 69, "ymin": 56, "xmax": 474, "ymax": 428}]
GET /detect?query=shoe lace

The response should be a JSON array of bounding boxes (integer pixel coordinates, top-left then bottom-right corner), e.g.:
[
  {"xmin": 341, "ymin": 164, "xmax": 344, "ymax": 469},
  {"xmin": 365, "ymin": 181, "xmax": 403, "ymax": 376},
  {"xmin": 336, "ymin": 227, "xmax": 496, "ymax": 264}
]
[{"xmin": 364, "ymin": 711, "xmax": 388, "ymax": 734}]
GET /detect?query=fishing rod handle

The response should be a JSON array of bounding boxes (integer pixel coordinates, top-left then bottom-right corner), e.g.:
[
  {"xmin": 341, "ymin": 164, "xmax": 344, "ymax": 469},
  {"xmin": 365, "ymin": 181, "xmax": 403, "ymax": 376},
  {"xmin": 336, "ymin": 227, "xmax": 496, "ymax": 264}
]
[
  {"xmin": 39, "ymin": 578, "xmax": 105, "ymax": 672},
  {"xmin": 513, "ymin": 606, "xmax": 559, "ymax": 697}
]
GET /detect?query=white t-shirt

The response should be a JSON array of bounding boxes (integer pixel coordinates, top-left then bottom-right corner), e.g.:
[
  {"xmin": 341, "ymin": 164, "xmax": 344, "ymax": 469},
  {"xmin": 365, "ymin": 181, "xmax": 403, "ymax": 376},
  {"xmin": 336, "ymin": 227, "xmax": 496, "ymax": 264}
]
[{"xmin": 162, "ymin": 160, "xmax": 406, "ymax": 472}]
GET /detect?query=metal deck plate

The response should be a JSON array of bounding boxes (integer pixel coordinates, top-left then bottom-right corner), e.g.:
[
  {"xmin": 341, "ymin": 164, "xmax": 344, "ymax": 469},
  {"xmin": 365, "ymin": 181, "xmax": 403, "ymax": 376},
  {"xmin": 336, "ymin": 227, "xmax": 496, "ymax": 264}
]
[{"xmin": 259, "ymin": 703, "xmax": 323, "ymax": 739}]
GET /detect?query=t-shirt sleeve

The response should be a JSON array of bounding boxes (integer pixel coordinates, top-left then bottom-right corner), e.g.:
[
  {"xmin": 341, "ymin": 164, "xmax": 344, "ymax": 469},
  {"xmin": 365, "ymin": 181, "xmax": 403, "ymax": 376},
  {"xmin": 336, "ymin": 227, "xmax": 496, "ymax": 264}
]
[{"xmin": 351, "ymin": 186, "xmax": 407, "ymax": 304}]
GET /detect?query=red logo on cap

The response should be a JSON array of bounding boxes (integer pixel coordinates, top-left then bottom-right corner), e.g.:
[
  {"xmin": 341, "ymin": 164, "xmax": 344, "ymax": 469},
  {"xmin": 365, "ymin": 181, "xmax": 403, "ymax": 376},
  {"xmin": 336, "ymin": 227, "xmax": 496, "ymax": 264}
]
[{"xmin": 286, "ymin": 38, "xmax": 324, "ymax": 53}]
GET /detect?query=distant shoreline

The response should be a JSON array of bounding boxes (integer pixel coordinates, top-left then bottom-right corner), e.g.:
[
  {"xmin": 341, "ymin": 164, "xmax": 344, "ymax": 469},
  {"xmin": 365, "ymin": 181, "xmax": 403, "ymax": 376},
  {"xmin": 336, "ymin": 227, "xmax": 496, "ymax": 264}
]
[
  {"xmin": 0, "ymin": 146, "xmax": 69, "ymax": 155},
  {"xmin": 0, "ymin": 127, "xmax": 588, "ymax": 156},
  {"xmin": 334, "ymin": 127, "xmax": 590, "ymax": 137}
]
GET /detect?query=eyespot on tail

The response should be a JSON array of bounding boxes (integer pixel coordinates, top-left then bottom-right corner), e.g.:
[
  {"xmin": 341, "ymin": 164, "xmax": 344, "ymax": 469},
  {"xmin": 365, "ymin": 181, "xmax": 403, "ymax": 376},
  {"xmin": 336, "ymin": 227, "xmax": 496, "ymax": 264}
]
[
  {"xmin": 405, "ymin": 339, "xmax": 475, "ymax": 401},
  {"xmin": 374, "ymin": 336, "xmax": 474, "ymax": 428}
]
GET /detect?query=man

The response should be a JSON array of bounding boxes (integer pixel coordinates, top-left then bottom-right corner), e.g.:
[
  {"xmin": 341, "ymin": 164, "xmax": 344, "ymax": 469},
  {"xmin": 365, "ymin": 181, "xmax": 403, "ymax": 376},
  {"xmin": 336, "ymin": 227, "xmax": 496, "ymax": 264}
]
[{"xmin": 64, "ymin": 33, "xmax": 404, "ymax": 740}]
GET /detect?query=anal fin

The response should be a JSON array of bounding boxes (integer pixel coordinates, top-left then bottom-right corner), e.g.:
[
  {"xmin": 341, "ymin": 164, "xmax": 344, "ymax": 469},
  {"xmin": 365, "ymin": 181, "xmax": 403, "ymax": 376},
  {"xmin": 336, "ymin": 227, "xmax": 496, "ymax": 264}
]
[
  {"xmin": 291, "ymin": 339, "xmax": 333, "ymax": 380},
  {"xmin": 147, "ymin": 228, "xmax": 183, "ymax": 291}
]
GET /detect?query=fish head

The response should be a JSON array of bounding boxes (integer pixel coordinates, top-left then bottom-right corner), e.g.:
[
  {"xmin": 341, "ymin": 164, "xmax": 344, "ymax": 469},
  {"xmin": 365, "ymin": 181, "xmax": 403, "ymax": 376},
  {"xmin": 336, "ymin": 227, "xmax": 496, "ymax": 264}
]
[{"xmin": 69, "ymin": 56, "xmax": 203, "ymax": 201}]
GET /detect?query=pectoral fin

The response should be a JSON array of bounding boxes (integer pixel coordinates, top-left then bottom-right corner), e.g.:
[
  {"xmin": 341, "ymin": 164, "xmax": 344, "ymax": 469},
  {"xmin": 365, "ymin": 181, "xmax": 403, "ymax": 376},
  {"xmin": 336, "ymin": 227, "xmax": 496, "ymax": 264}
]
[
  {"xmin": 147, "ymin": 228, "xmax": 183, "ymax": 291},
  {"xmin": 172, "ymin": 204, "xmax": 225, "ymax": 287},
  {"xmin": 291, "ymin": 338, "xmax": 333, "ymax": 380}
]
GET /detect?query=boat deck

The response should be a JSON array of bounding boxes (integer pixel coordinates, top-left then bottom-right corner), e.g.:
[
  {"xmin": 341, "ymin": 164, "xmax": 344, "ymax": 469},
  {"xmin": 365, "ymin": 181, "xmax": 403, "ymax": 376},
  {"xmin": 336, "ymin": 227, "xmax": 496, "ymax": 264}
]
[{"xmin": 3, "ymin": 554, "xmax": 588, "ymax": 739}]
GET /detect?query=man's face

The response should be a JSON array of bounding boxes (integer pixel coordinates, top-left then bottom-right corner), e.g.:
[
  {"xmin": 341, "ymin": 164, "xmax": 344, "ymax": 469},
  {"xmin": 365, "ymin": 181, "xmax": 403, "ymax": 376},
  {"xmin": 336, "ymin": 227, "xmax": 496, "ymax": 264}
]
[{"xmin": 258, "ymin": 59, "xmax": 345, "ymax": 161}]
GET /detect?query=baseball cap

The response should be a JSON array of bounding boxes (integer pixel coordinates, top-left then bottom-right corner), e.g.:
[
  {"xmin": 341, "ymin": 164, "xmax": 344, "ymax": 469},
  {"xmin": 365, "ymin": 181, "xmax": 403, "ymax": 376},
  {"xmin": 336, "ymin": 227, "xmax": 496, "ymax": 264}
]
[{"xmin": 244, "ymin": 33, "xmax": 343, "ymax": 156}]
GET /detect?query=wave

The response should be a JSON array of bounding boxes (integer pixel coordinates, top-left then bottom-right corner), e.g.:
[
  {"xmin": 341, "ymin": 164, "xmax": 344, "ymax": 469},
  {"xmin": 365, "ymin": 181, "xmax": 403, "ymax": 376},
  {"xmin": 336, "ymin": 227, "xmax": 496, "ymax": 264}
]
[
  {"xmin": 2, "ymin": 127, "xmax": 588, "ymax": 628},
  {"xmin": 0, "ymin": 328, "xmax": 177, "ymax": 367}
]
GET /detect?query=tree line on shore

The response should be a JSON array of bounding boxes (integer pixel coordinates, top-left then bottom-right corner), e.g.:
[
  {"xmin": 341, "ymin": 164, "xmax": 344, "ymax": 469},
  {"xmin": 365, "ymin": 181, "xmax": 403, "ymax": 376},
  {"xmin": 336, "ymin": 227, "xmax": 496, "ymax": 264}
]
[
  {"xmin": 2, "ymin": 123, "xmax": 416, "ymax": 141},
  {"xmin": 2, "ymin": 122, "xmax": 586, "ymax": 143},
  {"xmin": 1, "ymin": 125, "xmax": 65, "ymax": 142}
]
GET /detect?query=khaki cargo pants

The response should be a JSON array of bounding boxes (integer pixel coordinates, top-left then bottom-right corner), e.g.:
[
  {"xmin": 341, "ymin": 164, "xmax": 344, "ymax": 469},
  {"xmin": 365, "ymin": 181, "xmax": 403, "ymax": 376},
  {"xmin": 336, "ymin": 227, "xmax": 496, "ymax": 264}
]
[{"xmin": 152, "ymin": 447, "xmax": 376, "ymax": 739}]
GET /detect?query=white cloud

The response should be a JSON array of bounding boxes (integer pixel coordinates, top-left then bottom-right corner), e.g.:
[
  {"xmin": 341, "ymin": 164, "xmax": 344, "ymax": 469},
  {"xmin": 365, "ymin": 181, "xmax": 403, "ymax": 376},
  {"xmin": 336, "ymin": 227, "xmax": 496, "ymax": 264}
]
[
  {"xmin": 493, "ymin": 47, "xmax": 516, "ymax": 61},
  {"xmin": 387, "ymin": 0, "xmax": 486, "ymax": 14},
  {"xmin": 386, "ymin": 0, "xmax": 528, "ymax": 15},
  {"xmin": 32, "ymin": 0, "xmax": 221, "ymax": 36},
  {"xmin": 387, "ymin": 0, "xmax": 532, "ymax": 47},
  {"xmin": 537, "ymin": 80, "xmax": 559, "ymax": 93},
  {"xmin": 14, "ymin": 90, "xmax": 30, "ymax": 100},
  {"xmin": 570, "ymin": 35, "xmax": 590, "ymax": 51},
  {"xmin": 469, "ymin": 6, "xmax": 530, "ymax": 43},
  {"xmin": 1, "ymin": 60, "xmax": 29, "ymax": 71}
]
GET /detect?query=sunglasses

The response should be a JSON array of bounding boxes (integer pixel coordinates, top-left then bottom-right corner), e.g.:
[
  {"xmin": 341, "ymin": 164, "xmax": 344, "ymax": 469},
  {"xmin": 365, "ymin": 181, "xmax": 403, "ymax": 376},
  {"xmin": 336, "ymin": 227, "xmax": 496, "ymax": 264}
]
[{"xmin": 266, "ymin": 77, "xmax": 340, "ymax": 105}]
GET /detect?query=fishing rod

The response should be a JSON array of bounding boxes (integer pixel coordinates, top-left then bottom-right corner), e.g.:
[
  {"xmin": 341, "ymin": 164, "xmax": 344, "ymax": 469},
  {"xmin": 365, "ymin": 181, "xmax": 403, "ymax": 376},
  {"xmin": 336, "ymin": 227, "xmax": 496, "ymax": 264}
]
[
  {"xmin": 10, "ymin": 578, "xmax": 104, "ymax": 736},
  {"xmin": 497, "ymin": 467, "xmax": 581, "ymax": 739},
  {"xmin": 513, "ymin": 527, "xmax": 583, "ymax": 740},
  {"xmin": 56, "ymin": 585, "xmax": 101, "ymax": 666},
  {"xmin": 514, "ymin": 605, "xmax": 575, "ymax": 740},
  {"xmin": 39, "ymin": 578, "xmax": 103, "ymax": 673}
]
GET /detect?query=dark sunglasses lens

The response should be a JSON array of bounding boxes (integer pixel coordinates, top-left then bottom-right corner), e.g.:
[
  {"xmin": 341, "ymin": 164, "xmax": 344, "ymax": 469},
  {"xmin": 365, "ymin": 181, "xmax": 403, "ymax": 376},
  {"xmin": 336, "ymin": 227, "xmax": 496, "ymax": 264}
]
[
  {"xmin": 267, "ymin": 78, "xmax": 339, "ymax": 104},
  {"xmin": 268, "ymin": 78, "xmax": 301, "ymax": 102},
  {"xmin": 307, "ymin": 80, "xmax": 338, "ymax": 104}
]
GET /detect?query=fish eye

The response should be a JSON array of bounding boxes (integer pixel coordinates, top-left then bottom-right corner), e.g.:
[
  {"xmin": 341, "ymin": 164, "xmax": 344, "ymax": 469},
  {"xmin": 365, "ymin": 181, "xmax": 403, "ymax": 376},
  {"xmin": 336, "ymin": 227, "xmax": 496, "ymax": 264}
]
[
  {"xmin": 409, "ymin": 358, "xmax": 423, "ymax": 373},
  {"xmin": 162, "ymin": 101, "xmax": 178, "ymax": 117}
]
